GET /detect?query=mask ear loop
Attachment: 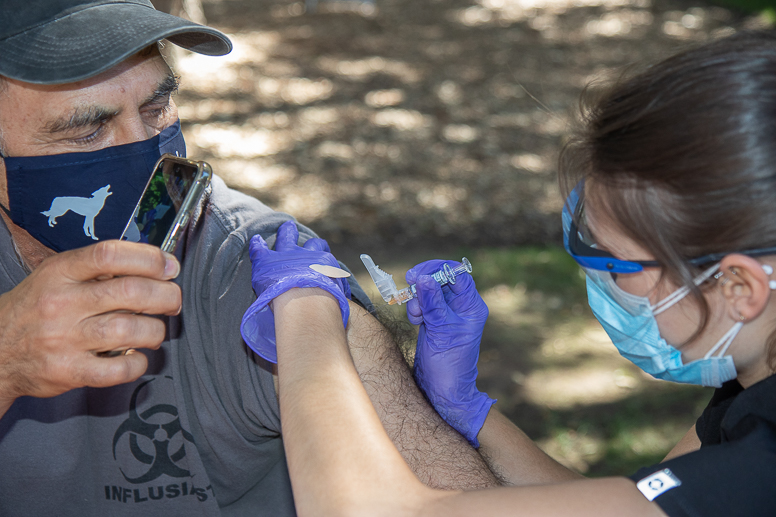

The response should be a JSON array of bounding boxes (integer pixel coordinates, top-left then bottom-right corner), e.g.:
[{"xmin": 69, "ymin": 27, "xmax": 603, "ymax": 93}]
[
  {"xmin": 651, "ymin": 263, "xmax": 721, "ymax": 316},
  {"xmin": 704, "ymin": 321, "xmax": 743, "ymax": 359}
]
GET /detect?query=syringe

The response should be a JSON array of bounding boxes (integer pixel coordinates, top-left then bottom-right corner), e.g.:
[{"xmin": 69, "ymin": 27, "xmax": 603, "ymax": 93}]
[{"xmin": 360, "ymin": 254, "xmax": 473, "ymax": 305}]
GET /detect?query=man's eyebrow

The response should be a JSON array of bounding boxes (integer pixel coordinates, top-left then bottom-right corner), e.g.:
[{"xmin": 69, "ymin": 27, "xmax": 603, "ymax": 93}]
[
  {"xmin": 44, "ymin": 105, "xmax": 121, "ymax": 134},
  {"xmin": 42, "ymin": 73, "xmax": 179, "ymax": 135},
  {"xmin": 141, "ymin": 72, "xmax": 180, "ymax": 107}
]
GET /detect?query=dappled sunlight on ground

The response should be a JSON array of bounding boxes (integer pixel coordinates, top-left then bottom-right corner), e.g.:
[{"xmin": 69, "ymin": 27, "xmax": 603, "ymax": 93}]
[
  {"xmin": 478, "ymin": 283, "xmax": 660, "ymax": 412},
  {"xmin": 523, "ymin": 364, "xmax": 643, "ymax": 409},
  {"xmin": 177, "ymin": 0, "xmax": 766, "ymax": 250}
]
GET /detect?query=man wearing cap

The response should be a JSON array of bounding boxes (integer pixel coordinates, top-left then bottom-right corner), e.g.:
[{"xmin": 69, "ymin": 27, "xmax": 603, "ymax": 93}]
[{"xmin": 0, "ymin": 1, "xmax": 497, "ymax": 515}]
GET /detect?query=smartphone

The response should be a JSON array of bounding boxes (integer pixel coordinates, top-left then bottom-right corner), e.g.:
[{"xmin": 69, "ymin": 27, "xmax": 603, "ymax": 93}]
[
  {"xmin": 121, "ymin": 154, "xmax": 212, "ymax": 253},
  {"xmin": 100, "ymin": 155, "xmax": 210, "ymax": 358}
]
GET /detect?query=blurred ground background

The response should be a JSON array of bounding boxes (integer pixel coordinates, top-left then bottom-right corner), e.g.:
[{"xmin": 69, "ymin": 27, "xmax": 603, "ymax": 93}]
[{"xmin": 164, "ymin": 0, "xmax": 770, "ymax": 476}]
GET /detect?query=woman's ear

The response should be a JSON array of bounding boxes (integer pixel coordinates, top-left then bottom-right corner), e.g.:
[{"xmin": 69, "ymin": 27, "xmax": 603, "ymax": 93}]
[{"xmin": 717, "ymin": 254, "xmax": 774, "ymax": 322}]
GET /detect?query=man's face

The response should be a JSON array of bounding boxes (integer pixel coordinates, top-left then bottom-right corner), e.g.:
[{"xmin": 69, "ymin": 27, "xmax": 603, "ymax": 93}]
[
  {"xmin": 0, "ymin": 48, "xmax": 179, "ymax": 205},
  {"xmin": 0, "ymin": 48, "xmax": 179, "ymax": 263}
]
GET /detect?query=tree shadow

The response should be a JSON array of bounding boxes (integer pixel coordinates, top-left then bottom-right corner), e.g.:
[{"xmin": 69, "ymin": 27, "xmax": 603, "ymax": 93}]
[{"xmin": 177, "ymin": 0, "xmax": 753, "ymax": 253}]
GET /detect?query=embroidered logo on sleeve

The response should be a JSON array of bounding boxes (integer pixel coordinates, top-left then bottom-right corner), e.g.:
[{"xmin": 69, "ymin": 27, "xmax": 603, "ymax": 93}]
[{"xmin": 636, "ymin": 468, "xmax": 682, "ymax": 501}]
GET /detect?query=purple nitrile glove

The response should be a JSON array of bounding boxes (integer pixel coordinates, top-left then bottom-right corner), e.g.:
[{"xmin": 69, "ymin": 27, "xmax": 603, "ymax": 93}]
[
  {"xmin": 406, "ymin": 260, "xmax": 496, "ymax": 448},
  {"xmin": 240, "ymin": 220, "xmax": 352, "ymax": 363}
]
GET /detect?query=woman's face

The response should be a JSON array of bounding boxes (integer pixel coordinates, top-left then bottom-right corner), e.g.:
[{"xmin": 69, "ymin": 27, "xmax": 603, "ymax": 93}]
[{"xmin": 584, "ymin": 199, "xmax": 730, "ymax": 364}]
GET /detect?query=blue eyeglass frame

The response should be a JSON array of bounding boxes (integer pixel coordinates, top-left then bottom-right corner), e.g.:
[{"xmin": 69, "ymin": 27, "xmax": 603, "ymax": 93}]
[{"xmin": 562, "ymin": 181, "xmax": 776, "ymax": 273}]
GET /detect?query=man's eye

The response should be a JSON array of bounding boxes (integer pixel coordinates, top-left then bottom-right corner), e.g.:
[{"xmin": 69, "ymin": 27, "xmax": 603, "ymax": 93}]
[
  {"xmin": 145, "ymin": 100, "xmax": 172, "ymax": 119},
  {"xmin": 70, "ymin": 125, "xmax": 104, "ymax": 145},
  {"xmin": 148, "ymin": 106, "xmax": 169, "ymax": 117}
]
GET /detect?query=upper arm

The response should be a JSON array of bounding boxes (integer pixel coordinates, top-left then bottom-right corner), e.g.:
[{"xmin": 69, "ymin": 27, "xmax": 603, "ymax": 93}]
[
  {"xmin": 663, "ymin": 425, "xmax": 700, "ymax": 461},
  {"xmin": 343, "ymin": 301, "xmax": 500, "ymax": 490}
]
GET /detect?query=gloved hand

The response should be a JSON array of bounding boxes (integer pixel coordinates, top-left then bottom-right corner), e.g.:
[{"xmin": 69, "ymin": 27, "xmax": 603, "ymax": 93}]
[
  {"xmin": 240, "ymin": 220, "xmax": 352, "ymax": 363},
  {"xmin": 407, "ymin": 260, "xmax": 495, "ymax": 447}
]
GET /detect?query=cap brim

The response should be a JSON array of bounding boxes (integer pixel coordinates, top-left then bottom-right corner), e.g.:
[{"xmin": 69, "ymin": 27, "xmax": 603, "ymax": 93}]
[{"xmin": 0, "ymin": 3, "xmax": 232, "ymax": 84}]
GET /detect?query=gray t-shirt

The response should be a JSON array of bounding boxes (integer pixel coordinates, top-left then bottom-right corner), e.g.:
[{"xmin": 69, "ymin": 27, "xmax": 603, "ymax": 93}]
[{"xmin": 0, "ymin": 176, "xmax": 371, "ymax": 517}]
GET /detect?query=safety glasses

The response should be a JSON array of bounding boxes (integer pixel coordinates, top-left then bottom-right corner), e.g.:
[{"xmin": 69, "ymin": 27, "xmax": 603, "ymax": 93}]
[
  {"xmin": 562, "ymin": 182, "xmax": 660, "ymax": 273},
  {"xmin": 562, "ymin": 181, "xmax": 776, "ymax": 273}
]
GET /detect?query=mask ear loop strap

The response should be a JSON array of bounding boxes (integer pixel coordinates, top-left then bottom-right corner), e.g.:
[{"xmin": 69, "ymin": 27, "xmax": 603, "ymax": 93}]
[
  {"xmin": 704, "ymin": 321, "xmax": 744, "ymax": 359},
  {"xmin": 651, "ymin": 263, "xmax": 721, "ymax": 316},
  {"xmin": 651, "ymin": 286, "xmax": 691, "ymax": 316}
]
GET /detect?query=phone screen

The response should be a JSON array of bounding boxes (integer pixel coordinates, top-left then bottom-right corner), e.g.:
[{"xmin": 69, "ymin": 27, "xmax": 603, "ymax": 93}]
[{"xmin": 122, "ymin": 159, "xmax": 198, "ymax": 247}]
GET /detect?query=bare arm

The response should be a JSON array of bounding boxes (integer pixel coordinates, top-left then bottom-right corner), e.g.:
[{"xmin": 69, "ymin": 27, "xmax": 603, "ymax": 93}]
[
  {"xmin": 421, "ymin": 478, "xmax": 667, "ymax": 517},
  {"xmin": 476, "ymin": 407, "xmax": 583, "ymax": 486},
  {"xmin": 275, "ymin": 289, "xmax": 666, "ymax": 517},
  {"xmin": 345, "ymin": 301, "xmax": 498, "ymax": 489},
  {"xmin": 474, "ymin": 396, "xmax": 699, "ymax": 486},
  {"xmin": 663, "ymin": 425, "xmax": 701, "ymax": 461},
  {"xmin": 276, "ymin": 289, "xmax": 439, "ymax": 516}
]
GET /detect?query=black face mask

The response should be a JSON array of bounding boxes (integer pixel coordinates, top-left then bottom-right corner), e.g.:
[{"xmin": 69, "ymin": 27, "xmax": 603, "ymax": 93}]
[{"xmin": 1, "ymin": 121, "xmax": 185, "ymax": 252}]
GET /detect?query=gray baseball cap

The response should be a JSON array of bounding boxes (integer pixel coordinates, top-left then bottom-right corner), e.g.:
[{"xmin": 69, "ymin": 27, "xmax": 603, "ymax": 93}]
[{"xmin": 0, "ymin": 0, "xmax": 233, "ymax": 84}]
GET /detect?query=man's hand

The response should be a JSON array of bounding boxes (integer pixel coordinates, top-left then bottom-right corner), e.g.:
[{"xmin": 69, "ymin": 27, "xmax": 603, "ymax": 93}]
[
  {"xmin": 0, "ymin": 240, "xmax": 181, "ymax": 416},
  {"xmin": 406, "ymin": 260, "xmax": 496, "ymax": 448}
]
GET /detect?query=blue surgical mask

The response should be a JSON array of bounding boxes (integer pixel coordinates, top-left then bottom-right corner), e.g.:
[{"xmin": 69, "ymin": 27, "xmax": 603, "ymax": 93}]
[
  {"xmin": 1, "ymin": 121, "xmax": 185, "ymax": 253},
  {"xmin": 586, "ymin": 264, "xmax": 739, "ymax": 387}
]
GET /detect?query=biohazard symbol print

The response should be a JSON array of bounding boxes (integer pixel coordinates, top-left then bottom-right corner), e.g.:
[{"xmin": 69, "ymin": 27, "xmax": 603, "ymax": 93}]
[{"xmin": 112, "ymin": 378, "xmax": 196, "ymax": 483}]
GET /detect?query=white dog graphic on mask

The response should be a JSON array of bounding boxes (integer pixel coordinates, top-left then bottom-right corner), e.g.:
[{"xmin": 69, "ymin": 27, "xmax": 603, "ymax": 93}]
[{"xmin": 41, "ymin": 185, "xmax": 112, "ymax": 240}]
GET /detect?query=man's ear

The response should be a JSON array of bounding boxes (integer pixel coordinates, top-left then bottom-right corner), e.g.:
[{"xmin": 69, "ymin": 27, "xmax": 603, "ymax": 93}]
[{"xmin": 718, "ymin": 254, "xmax": 774, "ymax": 322}]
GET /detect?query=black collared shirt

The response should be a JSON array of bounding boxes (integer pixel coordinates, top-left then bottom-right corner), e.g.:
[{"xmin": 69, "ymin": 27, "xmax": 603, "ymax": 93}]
[{"xmin": 629, "ymin": 374, "xmax": 776, "ymax": 516}]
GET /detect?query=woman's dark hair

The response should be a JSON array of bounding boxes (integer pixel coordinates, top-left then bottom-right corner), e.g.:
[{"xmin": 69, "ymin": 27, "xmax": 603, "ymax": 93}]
[{"xmin": 560, "ymin": 30, "xmax": 776, "ymax": 368}]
